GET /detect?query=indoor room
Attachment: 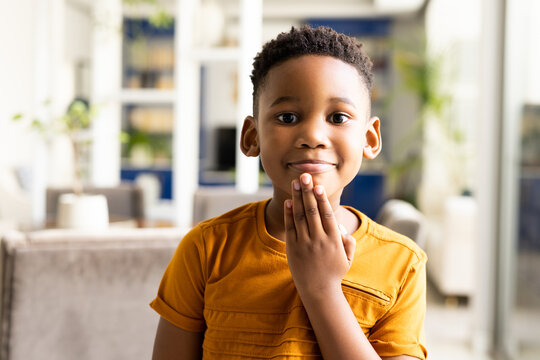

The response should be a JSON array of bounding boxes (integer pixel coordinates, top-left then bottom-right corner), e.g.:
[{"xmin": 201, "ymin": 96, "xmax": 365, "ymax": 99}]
[{"xmin": 0, "ymin": 0, "xmax": 538, "ymax": 359}]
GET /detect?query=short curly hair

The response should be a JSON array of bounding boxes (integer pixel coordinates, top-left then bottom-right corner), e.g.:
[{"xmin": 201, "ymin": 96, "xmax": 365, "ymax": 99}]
[{"xmin": 250, "ymin": 25, "xmax": 374, "ymax": 117}]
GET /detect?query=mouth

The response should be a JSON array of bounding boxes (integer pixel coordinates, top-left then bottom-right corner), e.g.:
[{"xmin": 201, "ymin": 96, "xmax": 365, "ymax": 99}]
[{"xmin": 287, "ymin": 160, "xmax": 336, "ymax": 174}]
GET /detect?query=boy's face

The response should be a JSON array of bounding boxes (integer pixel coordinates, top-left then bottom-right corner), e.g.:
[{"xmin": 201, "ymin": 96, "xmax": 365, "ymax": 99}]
[{"xmin": 241, "ymin": 55, "xmax": 381, "ymax": 204}]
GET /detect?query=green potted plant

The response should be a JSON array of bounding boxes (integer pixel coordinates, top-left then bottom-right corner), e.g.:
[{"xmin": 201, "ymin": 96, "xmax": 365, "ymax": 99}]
[
  {"xmin": 392, "ymin": 40, "xmax": 475, "ymax": 222},
  {"xmin": 389, "ymin": 42, "xmax": 463, "ymax": 206}
]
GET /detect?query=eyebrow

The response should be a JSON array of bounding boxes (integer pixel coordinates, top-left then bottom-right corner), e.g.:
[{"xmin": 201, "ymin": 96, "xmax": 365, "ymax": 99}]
[
  {"xmin": 269, "ymin": 96, "xmax": 357, "ymax": 109},
  {"xmin": 269, "ymin": 96, "xmax": 299, "ymax": 108},
  {"xmin": 329, "ymin": 97, "xmax": 357, "ymax": 109}
]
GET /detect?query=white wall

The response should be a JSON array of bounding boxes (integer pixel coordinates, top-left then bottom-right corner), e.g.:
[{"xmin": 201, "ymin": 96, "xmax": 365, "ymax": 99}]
[
  {"xmin": 0, "ymin": 0, "xmax": 80, "ymax": 170},
  {"xmin": 524, "ymin": 0, "xmax": 540, "ymax": 103},
  {"xmin": 0, "ymin": 0, "xmax": 85, "ymax": 227},
  {"xmin": 0, "ymin": 0, "xmax": 37, "ymax": 168}
]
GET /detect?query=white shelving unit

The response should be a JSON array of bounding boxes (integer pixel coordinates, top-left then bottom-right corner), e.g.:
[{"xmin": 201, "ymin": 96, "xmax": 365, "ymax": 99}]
[
  {"xmin": 192, "ymin": 47, "xmax": 241, "ymax": 62},
  {"xmin": 91, "ymin": 0, "xmax": 262, "ymax": 228},
  {"xmin": 91, "ymin": 0, "xmax": 122, "ymax": 188},
  {"xmin": 119, "ymin": 89, "xmax": 176, "ymax": 104}
]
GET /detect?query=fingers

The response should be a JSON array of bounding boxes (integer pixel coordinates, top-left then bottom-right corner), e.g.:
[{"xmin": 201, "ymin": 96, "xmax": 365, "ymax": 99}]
[
  {"xmin": 313, "ymin": 183, "xmax": 338, "ymax": 236},
  {"xmin": 339, "ymin": 224, "xmax": 356, "ymax": 266},
  {"xmin": 298, "ymin": 173, "xmax": 323, "ymax": 236},
  {"xmin": 291, "ymin": 176, "xmax": 310, "ymax": 239},
  {"xmin": 284, "ymin": 199, "xmax": 297, "ymax": 244},
  {"xmin": 290, "ymin": 173, "xmax": 338, "ymax": 240}
]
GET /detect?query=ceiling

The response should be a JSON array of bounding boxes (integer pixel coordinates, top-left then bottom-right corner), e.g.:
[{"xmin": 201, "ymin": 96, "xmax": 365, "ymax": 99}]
[{"xmin": 66, "ymin": 0, "xmax": 426, "ymax": 19}]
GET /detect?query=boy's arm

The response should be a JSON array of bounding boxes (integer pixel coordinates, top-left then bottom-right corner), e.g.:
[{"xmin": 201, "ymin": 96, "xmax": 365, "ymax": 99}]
[
  {"xmin": 284, "ymin": 174, "xmax": 419, "ymax": 360},
  {"xmin": 152, "ymin": 317, "xmax": 204, "ymax": 360}
]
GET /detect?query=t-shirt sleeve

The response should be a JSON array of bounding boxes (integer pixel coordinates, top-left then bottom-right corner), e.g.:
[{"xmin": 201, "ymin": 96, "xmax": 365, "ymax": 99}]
[
  {"xmin": 368, "ymin": 255, "xmax": 428, "ymax": 359},
  {"xmin": 150, "ymin": 226, "xmax": 207, "ymax": 332}
]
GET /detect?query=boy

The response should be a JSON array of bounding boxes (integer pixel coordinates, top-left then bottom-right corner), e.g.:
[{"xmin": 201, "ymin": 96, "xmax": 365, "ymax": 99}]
[{"xmin": 151, "ymin": 25, "xmax": 427, "ymax": 359}]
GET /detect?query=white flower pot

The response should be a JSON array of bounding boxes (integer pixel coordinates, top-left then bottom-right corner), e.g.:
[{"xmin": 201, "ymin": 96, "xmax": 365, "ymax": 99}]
[{"xmin": 56, "ymin": 193, "xmax": 109, "ymax": 230}]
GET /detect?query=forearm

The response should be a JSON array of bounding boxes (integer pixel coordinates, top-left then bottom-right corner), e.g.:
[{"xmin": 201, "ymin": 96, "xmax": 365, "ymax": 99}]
[
  {"xmin": 152, "ymin": 317, "xmax": 204, "ymax": 360},
  {"xmin": 299, "ymin": 285, "xmax": 381, "ymax": 360}
]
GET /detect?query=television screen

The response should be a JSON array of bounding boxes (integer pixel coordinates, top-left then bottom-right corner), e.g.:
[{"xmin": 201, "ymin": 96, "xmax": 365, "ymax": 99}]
[{"xmin": 215, "ymin": 126, "xmax": 236, "ymax": 171}]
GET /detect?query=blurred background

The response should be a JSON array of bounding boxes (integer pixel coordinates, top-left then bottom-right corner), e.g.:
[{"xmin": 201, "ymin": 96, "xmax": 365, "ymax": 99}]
[{"xmin": 0, "ymin": 0, "xmax": 538, "ymax": 359}]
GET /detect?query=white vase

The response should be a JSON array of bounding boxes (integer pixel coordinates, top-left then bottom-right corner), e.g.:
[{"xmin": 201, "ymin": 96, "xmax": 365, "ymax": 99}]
[{"xmin": 56, "ymin": 193, "xmax": 109, "ymax": 230}]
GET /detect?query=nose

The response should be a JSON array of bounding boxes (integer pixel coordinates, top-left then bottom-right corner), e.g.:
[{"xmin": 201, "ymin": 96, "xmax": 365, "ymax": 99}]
[{"xmin": 295, "ymin": 116, "xmax": 329, "ymax": 149}]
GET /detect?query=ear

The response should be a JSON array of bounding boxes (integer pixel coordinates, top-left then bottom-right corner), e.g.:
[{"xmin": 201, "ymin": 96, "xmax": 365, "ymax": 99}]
[
  {"xmin": 363, "ymin": 116, "xmax": 382, "ymax": 159},
  {"xmin": 240, "ymin": 116, "xmax": 260, "ymax": 157}
]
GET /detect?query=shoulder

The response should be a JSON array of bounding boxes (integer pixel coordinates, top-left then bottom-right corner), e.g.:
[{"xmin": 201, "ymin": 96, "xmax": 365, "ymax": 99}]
[
  {"xmin": 196, "ymin": 200, "xmax": 262, "ymax": 230},
  {"xmin": 349, "ymin": 206, "xmax": 426, "ymax": 266},
  {"xmin": 192, "ymin": 200, "xmax": 263, "ymax": 243},
  {"xmin": 367, "ymin": 218, "xmax": 427, "ymax": 266},
  {"xmin": 344, "ymin": 208, "xmax": 427, "ymax": 299},
  {"xmin": 179, "ymin": 200, "xmax": 266, "ymax": 254}
]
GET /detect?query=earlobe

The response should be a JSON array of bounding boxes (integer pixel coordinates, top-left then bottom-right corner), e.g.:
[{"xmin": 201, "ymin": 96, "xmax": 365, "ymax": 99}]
[
  {"xmin": 240, "ymin": 116, "xmax": 260, "ymax": 157},
  {"xmin": 363, "ymin": 116, "xmax": 382, "ymax": 159}
]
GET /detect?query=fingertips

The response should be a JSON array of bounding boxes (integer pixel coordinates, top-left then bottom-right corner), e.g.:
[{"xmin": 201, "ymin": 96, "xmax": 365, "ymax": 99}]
[
  {"xmin": 313, "ymin": 184, "xmax": 329, "ymax": 209},
  {"xmin": 284, "ymin": 199, "xmax": 293, "ymax": 221},
  {"xmin": 291, "ymin": 178, "xmax": 304, "ymax": 217},
  {"xmin": 284, "ymin": 199, "xmax": 297, "ymax": 241},
  {"xmin": 291, "ymin": 178, "xmax": 302, "ymax": 200},
  {"xmin": 285, "ymin": 198, "xmax": 292, "ymax": 207},
  {"xmin": 300, "ymin": 173, "xmax": 311, "ymax": 187},
  {"xmin": 292, "ymin": 179, "xmax": 301, "ymax": 192}
]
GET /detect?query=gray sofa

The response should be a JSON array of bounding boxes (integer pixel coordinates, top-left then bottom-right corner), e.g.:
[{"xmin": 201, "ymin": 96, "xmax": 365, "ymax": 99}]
[{"xmin": 0, "ymin": 228, "xmax": 185, "ymax": 360}]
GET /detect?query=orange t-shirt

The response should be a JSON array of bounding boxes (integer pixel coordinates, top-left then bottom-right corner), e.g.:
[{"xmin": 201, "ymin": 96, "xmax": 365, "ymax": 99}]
[{"xmin": 150, "ymin": 200, "xmax": 427, "ymax": 359}]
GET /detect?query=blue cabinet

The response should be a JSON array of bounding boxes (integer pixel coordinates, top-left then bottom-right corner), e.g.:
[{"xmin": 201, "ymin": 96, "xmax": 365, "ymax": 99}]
[
  {"xmin": 341, "ymin": 172, "xmax": 386, "ymax": 219},
  {"xmin": 519, "ymin": 175, "xmax": 540, "ymax": 250},
  {"xmin": 120, "ymin": 167, "xmax": 173, "ymax": 200}
]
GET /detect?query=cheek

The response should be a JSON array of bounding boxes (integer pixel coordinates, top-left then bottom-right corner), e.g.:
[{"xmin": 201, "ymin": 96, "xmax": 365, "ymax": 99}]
[
  {"xmin": 258, "ymin": 137, "xmax": 282, "ymax": 170},
  {"xmin": 340, "ymin": 131, "xmax": 365, "ymax": 166},
  {"xmin": 259, "ymin": 129, "xmax": 288, "ymax": 153},
  {"xmin": 258, "ymin": 153, "xmax": 272, "ymax": 173}
]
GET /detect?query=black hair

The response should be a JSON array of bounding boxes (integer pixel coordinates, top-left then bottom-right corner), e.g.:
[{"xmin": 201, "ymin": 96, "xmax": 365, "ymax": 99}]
[{"xmin": 250, "ymin": 25, "xmax": 374, "ymax": 117}]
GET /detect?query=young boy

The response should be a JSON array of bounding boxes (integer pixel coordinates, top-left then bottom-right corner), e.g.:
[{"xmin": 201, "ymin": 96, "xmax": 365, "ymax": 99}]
[{"xmin": 150, "ymin": 25, "xmax": 427, "ymax": 360}]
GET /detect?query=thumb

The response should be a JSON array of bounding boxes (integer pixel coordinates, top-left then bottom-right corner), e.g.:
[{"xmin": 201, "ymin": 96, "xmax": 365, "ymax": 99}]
[{"xmin": 339, "ymin": 224, "xmax": 356, "ymax": 267}]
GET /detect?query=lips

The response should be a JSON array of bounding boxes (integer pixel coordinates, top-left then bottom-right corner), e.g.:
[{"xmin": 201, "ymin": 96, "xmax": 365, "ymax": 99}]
[{"xmin": 288, "ymin": 160, "xmax": 336, "ymax": 174}]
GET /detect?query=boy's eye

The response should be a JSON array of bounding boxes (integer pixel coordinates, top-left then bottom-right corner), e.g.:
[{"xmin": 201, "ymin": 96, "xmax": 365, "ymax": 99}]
[
  {"xmin": 330, "ymin": 113, "xmax": 349, "ymax": 124},
  {"xmin": 277, "ymin": 113, "xmax": 298, "ymax": 124}
]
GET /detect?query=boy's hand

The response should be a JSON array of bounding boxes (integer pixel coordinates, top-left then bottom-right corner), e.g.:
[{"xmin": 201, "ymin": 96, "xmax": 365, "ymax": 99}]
[{"xmin": 284, "ymin": 173, "xmax": 356, "ymax": 297}]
